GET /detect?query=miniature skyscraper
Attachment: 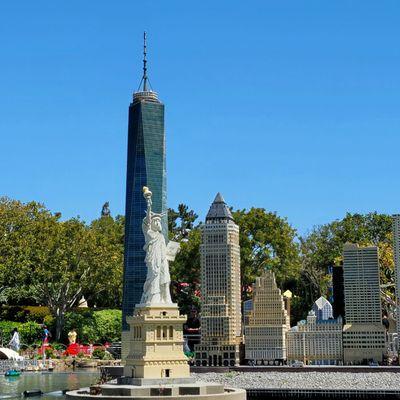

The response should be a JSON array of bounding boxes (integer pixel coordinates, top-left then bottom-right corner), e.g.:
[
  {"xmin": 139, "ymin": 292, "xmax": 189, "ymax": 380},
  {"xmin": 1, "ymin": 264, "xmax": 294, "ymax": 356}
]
[
  {"xmin": 244, "ymin": 270, "xmax": 290, "ymax": 364},
  {"xmin": 122, "ymin": 33, "xmax": 167, "ymax": 358},
  {"xmin": 195, "ymin": 194, "xmax": 242, "ymax": 367},
  {"xmin": 342, "ymin": 243, "xmax": 386, "ymax": 363}
]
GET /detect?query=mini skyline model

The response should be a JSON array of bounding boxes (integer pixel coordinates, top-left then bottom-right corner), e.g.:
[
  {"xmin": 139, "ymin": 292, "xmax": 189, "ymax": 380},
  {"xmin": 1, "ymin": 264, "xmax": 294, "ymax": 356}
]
[
  {"xmin": 342, "ymin": 243, "xmax": 386, "ymax": 363},
  {"xmin": 244, "ymin": 270, "xmax": 290, "ymax": 365},
  {"xmin": 122, "ymin": 33, "xmax": 168, "ymax": 358},
  {"xmin": 195, "ymin": 194, "xmax": 242, "ymax": 367}
]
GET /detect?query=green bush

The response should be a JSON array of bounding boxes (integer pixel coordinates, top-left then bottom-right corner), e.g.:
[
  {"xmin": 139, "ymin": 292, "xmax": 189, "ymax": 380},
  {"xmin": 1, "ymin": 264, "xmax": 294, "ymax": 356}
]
[
  {"xmin": 0, "ymin": 320, "xmax": 42, "ymax": 345},
  {"xmin": 92, "ymin": 310, "xmax": 121, "ymax": 343},
  {"xmin": 24, "ymin": 306, "xmax": 51, "ymax": 323},
  {"xmin": 45, "ymin": 347, "xmax": 55, "ymax": 358},
  {"xmin": 0, "ymin": 307, "xmax": 121, "ymax": 345},
  {"xmin": 92, "ymin": 347, "xmax": 106, "ymax": 359},
  {"xmin": 18, "ymin": 321, "xmax": 43, "ymax": 344},
  {"xmin": 63, "ymin": 309, "xmax": 121, "ymax": 344}
]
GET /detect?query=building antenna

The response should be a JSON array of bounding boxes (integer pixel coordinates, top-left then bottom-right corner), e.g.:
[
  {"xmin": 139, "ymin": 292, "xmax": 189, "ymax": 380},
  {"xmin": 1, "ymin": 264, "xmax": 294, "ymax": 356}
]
[
  {"xmin": 143, "ymin": 31, "xmax": 148, "ymax": 91},
  {"xmin": 136, "ymin": 31, "xmax": 153, "ymax": 93}
]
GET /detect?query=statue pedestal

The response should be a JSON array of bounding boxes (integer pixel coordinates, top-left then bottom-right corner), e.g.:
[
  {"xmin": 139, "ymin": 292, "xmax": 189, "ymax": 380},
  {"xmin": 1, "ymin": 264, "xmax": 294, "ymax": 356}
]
[{"xmin": 123, "ymin": 303, "xmax": 191, "ymax": 381}]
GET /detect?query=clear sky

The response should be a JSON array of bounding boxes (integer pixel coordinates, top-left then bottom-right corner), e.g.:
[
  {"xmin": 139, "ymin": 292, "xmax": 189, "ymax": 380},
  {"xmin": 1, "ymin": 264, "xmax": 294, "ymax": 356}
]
[{"xmin": 1, "ymin": 1, "xmax": 399, "ymax": 235}]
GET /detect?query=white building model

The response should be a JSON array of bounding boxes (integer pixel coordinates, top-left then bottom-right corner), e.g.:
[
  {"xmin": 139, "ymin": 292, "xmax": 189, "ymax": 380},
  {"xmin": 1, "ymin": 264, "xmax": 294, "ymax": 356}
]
[{"xmin": 287, "ymin": 298, "xmax": 343, "ymax": 365}]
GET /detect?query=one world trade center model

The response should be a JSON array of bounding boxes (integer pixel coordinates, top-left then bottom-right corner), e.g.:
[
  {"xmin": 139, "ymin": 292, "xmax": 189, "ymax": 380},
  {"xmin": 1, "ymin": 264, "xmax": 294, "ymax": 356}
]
[{"xmin": 121, "ymin": 33, "xmax": 168, "ymax": 357}]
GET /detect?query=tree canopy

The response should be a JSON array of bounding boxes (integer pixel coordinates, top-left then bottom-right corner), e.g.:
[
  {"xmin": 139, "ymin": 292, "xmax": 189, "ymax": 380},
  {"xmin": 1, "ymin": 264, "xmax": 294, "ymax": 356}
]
[
  {"xmin": 232, "ymin": 208, "xmax": 301, "ymax": 298},
  {"xmin": 0, "ymin": 197, "xmax": 124, "ymax": 340}
]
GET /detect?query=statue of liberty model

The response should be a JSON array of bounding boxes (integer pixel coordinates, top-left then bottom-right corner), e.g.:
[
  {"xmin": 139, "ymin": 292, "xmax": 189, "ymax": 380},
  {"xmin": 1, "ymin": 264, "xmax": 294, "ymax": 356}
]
[{"xmin": 141, "ymin": 186, "xmax": 179, "ymax": 305}]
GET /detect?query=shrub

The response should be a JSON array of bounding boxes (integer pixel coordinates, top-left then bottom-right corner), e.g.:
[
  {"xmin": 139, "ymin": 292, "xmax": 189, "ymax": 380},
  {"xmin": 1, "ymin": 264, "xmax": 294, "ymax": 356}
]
[
  {"xmin": 64, "ymin": 309, "xmax": 121, "ymax": 344},
  {"xmin": 92, "ymin": 347, "xmax": 106, "ymax": 359},
  {"xmin": 0, "ymin": 321, "xmax": 18, "ymax": 345},
  {"xmin": 51, "ymin": 342, "xmax": 66, "ymax": 351},
  {"xmin": 0, "ymin": 306, "xmax": 51, "ymax": 323},
  {"xmin": 0, "ymin": 320, "xmax": 42, "ymax": 345},
  {"xmin": 92, "ymin": 310, "xmax": 121, "ymax": 343},
  {"xmin": 24, "ymin": 306, "xmax": 51, "ymax": 323},
  {"xmin": 18, "ymin": 321, "xmax": 42, "ymax": 344},
  {"xmin": 45, "ymin": 348, "xmax": 55, "ymax": 358}
]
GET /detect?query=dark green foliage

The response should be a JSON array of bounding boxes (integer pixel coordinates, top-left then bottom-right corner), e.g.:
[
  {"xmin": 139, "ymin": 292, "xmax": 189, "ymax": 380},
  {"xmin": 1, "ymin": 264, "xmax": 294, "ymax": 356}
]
[
  {"xmin": 63, "ymin": 309, "xmax": 121, "ymax": 344},
  {"xmin": 86, "ymin": 215, "xmax": 124, "ymax": 308},
  {"xmin": 168, "ymin": 204, "xmax": 198, "ymax": 241},
  {"xmin": 92, "ymin": 347, "xmax": 106, "ymax": 359},
  {"xmin": 232, "ymin": 208, "xmax": 301, "ymax": 299},
  {"xmin": 169, "ymin": 205, "xmax": 201, "ymax": 313},
  {"xmin": 45, "ymin": 347, "xmax": 55, "ymax": 358},
  {"xmin": 170, "ymin": 228, "xmax": 201, "ymax": 314},
  {"xmin": 0, "ymin": 305, "xmax": 52, "ymax": 324}
]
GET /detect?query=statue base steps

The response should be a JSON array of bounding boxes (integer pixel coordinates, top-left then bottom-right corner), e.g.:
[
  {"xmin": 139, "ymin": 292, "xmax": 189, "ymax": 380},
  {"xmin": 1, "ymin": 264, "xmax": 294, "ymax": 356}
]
[
  {"xmin": 66, "ymin": 382, "xmax": 246, "ymax": 400},
  {"xmin": 118, "ymin": 377, "xmax": 196, "ymax": 386}
]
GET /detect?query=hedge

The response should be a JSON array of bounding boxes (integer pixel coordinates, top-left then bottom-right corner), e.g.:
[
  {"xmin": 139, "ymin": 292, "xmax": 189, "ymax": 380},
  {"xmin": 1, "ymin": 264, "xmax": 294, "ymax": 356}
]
[
  {"xmin": 0, "ymin": 308, "xmax": 122, "ymax": 345},
  {"xmin": 0, "ymin": 320, "xmax": 42, "ymax": 345},
  {"xmin": 0, "ymin": 305, "xmax": 51, "ymax": 323}
]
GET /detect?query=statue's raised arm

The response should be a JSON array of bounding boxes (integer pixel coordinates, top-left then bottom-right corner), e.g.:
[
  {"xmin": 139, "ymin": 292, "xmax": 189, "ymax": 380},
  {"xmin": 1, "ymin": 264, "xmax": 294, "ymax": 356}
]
[{"xmin": 142, "ymin": 186, "xmax": 152, "ymax": 227}]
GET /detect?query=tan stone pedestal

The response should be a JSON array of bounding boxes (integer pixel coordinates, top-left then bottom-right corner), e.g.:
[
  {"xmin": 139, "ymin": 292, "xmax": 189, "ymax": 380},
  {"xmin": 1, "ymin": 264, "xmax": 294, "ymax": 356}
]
[
  {"xmin": 124, "ymin": 303, "xmax": 190, "ymax": 381},
  {"xmin": 66, "ymin": 302, "xmax": 246, "ymax": 400}
]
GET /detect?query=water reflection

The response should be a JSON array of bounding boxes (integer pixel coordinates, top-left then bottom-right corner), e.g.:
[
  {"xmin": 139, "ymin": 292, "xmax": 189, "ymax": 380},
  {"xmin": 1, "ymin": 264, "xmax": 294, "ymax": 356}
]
[{"xmin": 0, "ymin": 371, "xmax": 99, "ymax": 399}]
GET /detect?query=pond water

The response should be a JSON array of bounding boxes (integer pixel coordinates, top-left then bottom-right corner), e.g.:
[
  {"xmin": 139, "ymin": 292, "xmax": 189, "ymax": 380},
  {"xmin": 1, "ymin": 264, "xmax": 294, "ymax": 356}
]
[{"xmin": 0, "ymin": 371, "xmax": 99, "ymax": 399}]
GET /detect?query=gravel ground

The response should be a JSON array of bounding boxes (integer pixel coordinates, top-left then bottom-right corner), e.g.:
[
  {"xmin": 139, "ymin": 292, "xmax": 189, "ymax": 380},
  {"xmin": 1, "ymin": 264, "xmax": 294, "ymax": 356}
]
[{"xmin": 191, "ymin": 372, "xmax": 400, "ymax": 390}]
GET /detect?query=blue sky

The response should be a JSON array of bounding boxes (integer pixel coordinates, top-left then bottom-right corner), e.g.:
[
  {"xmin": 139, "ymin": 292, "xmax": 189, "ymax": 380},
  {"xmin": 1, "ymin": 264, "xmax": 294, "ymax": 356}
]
[{"xmin": 0, "ymin": 1, "xmax": 399, "ymax": 235}]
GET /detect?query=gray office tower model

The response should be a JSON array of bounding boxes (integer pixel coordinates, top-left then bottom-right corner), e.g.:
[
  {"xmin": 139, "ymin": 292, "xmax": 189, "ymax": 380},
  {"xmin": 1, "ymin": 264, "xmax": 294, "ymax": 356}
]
[{"xmin": 121, "ymin": 34, "xmax": 167, "ymax": 357}]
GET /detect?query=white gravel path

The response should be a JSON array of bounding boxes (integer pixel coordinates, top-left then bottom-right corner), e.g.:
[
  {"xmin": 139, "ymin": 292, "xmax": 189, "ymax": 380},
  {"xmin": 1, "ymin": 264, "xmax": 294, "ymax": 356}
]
[{"xmin": 191, "ymin": 372, "xmax": 400, "ymax": 390}]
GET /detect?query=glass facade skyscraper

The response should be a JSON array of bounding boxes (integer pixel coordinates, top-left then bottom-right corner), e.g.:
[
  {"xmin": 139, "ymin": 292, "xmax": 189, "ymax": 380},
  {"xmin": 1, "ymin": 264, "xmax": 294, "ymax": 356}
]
[{"xmin": 121, "ymin": 74, "xmax": 167, "ymax": 355}]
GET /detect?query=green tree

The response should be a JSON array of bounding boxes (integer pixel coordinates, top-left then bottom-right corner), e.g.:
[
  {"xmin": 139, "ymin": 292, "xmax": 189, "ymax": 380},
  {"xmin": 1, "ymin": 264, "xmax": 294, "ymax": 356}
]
[
  {"xmin": 168, "ymin": 204, "xmax": 198, "ymax": 241},
  {"xmin": 0, "ymin": 197, "xmax": 56, "ymax": 304},
  {"xmin": 168, "ymin": 204, "xmax": 201, "ymax": 314},
  {"xmin": 86, "ymin": 215, "xmax": 124, "ymax": 308},
  {"xmin": 0, "ymin": 197, "xmax": 125, "ymax": 341},
  {"xmin": 299, "ymin": 212, "xmax": 393, "ymax": 320},
  {"xmin": 170, "ymin": 228, "xmax": 202, "ymax": 314},
  {"xmin": 232, "ymin": 208, "xmax": 301, "ymax": 299}
]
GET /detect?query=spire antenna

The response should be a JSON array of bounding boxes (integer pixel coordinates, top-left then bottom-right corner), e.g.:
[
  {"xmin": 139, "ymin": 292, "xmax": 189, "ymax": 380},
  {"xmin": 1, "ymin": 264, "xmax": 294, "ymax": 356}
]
[
  {"xmin": 143, "ymin": 31, "xmax": 148, "ymax": 91},
  {"xmin": 134, "ymin": 32, "xmax": 158, "ymax": 102}
]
